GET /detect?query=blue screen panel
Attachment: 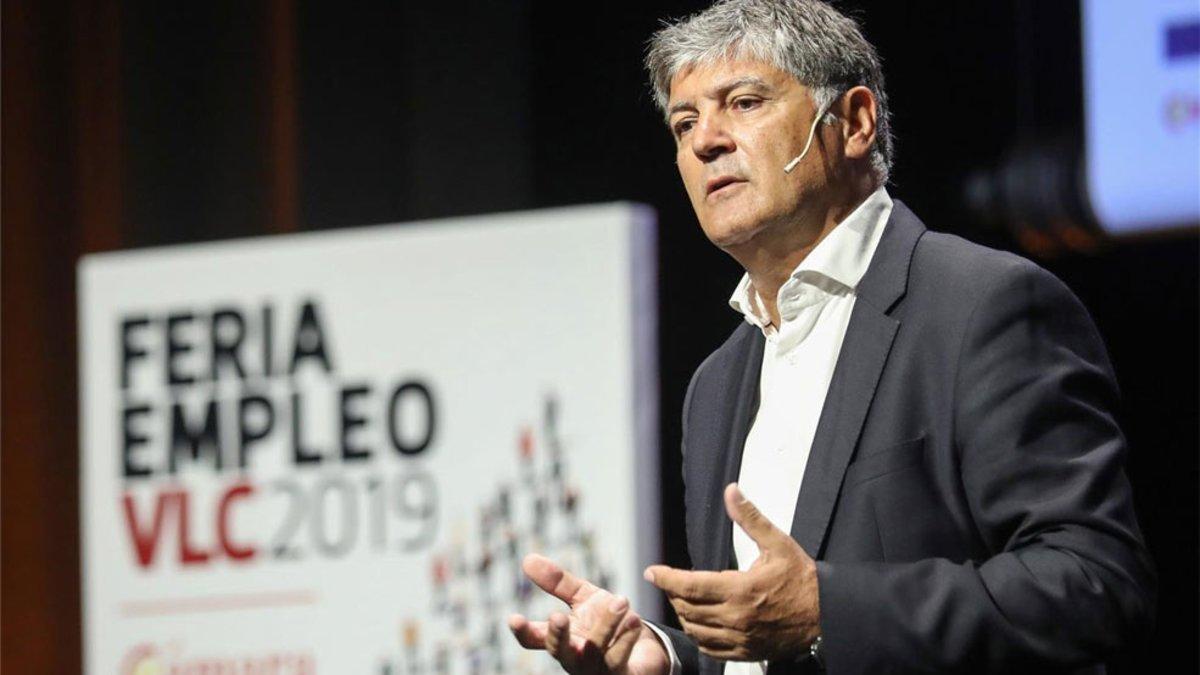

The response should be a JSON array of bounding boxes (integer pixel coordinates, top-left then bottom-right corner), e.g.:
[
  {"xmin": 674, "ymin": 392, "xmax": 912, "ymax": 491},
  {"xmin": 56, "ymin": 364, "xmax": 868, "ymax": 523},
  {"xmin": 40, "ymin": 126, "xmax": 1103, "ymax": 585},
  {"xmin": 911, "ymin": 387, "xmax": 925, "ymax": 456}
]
[{"xmin": 1083, "ymin": 0, "xmax": 1200, "ymax": 234}]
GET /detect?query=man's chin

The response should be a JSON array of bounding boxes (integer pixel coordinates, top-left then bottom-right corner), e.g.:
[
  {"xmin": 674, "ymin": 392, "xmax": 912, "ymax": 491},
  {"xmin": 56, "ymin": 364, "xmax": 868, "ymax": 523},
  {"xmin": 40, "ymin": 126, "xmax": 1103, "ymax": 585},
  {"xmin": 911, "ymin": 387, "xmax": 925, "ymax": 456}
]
[{"xmin": 701, "ymin": 221, "xmax": 765, "ymax": 251}]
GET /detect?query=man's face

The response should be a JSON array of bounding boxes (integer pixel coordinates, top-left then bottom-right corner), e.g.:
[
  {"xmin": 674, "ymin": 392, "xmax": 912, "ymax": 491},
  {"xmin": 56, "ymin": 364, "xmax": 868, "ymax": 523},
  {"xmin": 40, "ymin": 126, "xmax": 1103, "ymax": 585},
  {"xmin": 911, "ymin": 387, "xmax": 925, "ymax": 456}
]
[{"xmin": 667, "ymin": 58, "xmax": 833, "ymax": 250}]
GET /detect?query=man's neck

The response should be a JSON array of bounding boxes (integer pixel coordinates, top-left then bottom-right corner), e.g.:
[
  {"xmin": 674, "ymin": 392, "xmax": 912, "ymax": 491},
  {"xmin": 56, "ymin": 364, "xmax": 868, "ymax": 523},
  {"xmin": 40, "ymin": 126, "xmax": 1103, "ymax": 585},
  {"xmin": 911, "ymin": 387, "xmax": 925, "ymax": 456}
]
[{"xmin": 734, "ymin": 185, "xmax": 876, "ymax": 329}]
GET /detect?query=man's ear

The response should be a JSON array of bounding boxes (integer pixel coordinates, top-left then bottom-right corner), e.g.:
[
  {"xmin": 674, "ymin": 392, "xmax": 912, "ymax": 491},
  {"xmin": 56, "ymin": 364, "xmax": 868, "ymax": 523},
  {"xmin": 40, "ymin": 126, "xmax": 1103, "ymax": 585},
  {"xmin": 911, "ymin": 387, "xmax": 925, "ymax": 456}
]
[{"xmin": 839, "ymin": 85, "xmax": 878, "ymax": 162}]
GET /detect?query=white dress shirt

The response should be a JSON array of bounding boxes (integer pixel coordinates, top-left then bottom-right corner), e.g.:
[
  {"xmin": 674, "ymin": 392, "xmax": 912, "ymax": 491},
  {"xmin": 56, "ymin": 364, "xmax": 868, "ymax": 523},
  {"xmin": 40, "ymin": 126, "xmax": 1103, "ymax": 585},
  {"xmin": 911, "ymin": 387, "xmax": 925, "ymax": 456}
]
[{"xmin": 651, "ymin": 186, "xmax": 893, "ymax": 675}]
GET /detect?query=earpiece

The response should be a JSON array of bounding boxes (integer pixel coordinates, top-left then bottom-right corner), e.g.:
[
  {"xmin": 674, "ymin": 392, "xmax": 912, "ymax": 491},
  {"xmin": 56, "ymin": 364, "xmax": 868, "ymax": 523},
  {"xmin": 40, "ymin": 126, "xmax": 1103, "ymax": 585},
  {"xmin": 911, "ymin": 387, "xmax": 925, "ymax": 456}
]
[{"xmin": 783, "ymin": 101, "xmax": 838, "ymax": 174}]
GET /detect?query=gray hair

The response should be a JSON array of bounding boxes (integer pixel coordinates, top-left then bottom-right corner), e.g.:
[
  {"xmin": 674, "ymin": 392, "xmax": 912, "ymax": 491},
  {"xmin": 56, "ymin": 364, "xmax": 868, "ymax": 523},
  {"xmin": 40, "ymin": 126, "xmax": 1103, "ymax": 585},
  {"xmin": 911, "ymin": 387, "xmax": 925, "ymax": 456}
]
[{"xmin": 645, "ymin": 0, "xmax": 894, "ymax": 183}]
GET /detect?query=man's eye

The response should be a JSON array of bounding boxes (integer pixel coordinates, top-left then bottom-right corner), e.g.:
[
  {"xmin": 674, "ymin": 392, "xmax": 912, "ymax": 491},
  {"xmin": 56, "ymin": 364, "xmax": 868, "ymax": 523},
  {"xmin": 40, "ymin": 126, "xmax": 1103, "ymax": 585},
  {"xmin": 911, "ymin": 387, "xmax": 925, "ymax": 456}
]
[
  {"xmin": 732, "ymin": 97, "xmax": 761, "ymax": 111},
  {"xmin": 674, "ymin": 120, "xmax": 695, "ymax": 137}
]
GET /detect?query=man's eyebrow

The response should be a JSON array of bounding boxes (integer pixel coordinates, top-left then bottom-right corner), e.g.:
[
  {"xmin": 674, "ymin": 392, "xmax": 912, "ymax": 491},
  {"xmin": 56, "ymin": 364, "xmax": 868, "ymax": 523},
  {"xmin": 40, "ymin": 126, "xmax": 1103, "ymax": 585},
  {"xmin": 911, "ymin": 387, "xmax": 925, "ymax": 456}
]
[{"xmin": 666, "ymin": 75, "xmax": 774, "ymax": 120}]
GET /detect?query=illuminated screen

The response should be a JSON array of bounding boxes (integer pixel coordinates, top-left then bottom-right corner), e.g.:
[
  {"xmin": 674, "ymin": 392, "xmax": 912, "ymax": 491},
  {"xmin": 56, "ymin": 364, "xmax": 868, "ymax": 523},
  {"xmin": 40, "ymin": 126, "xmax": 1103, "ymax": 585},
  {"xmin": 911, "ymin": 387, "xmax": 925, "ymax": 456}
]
[{"xmin": 1083, "ymin": 0, "xmax": 1200, "ymax": 234}]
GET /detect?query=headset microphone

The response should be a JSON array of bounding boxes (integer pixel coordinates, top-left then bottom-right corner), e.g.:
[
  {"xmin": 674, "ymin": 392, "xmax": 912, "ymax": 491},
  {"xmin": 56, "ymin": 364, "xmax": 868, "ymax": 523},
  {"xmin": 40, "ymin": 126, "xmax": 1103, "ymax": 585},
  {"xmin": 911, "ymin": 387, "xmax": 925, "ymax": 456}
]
[{"xmin": 783, "ymin": 100, "xmax": 838, "ymax": 174}]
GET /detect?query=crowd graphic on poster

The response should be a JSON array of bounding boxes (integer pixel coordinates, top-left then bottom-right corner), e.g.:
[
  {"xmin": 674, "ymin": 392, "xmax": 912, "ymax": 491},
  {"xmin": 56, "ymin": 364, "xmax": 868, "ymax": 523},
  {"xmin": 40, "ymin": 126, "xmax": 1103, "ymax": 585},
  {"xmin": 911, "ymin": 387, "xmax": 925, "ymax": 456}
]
[{"xmin": 379, "ymin": 394, "xmax": 619, "ymax": 675}]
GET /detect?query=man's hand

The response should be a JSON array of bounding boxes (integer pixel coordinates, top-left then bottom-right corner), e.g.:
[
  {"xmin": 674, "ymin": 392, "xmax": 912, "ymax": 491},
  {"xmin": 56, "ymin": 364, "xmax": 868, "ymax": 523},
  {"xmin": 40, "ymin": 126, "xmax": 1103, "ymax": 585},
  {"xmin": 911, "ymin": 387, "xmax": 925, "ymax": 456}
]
[
  {"xmin": 508, "ymin": 554, "xmax": 671, "ymax": 675},
  {"xmin": 644, "ymin": 483, "xmax": 821, "ymax": 662}
]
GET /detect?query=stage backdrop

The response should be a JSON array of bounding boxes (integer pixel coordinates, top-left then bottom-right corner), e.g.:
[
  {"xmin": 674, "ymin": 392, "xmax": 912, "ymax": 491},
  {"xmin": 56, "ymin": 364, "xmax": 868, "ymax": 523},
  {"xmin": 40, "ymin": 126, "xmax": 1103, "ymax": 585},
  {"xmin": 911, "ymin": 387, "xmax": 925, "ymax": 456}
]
[{"xmin": 78, "ymin": 204, "xmax": 659, "ymax": 675}]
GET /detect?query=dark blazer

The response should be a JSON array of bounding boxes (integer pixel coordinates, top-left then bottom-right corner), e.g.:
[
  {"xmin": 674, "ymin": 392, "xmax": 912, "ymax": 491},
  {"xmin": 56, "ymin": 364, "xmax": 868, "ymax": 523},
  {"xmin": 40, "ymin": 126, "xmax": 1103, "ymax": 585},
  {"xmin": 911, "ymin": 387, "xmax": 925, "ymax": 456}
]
[{"xmin": 659, "ymin": 200, "xmax": 1155, "ymax": 674}]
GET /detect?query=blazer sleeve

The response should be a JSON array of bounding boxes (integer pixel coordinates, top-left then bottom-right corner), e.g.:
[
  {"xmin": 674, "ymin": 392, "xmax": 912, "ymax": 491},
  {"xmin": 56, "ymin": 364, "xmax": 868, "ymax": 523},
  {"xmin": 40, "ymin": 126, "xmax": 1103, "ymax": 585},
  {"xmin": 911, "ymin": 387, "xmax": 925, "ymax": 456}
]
[
  {"xmin": 815, "ymin": 260, "xmax": 1156, "ymax": 672},
  {"xmin": 650, "ymin": 622, "xmax": 701, "ymax": 675}
]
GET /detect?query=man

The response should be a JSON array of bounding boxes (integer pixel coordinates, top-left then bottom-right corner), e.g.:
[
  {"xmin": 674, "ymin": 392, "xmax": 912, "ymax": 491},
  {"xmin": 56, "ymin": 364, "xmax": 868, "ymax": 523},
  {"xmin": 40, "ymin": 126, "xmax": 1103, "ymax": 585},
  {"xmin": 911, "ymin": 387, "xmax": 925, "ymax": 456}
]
[{"xmin": 508, "ymin": 1, "xmax": 1155, "ymax": 673}]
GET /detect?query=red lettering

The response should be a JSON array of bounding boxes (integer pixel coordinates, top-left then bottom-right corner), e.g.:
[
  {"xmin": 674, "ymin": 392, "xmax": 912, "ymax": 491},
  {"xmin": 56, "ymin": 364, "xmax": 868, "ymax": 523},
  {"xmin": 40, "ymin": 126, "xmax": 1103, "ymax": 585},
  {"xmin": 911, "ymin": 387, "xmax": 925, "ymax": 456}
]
[
  {"xmin": 175, "ymin": 490, "xmax": 211, "ymax": 565},
  {"xmin": 122, "ymin": 492, "xmax": 170, "ymax": 568},
  {"xmin": 218, "ymin": 482, "xmax": 257, "ymax": 561}
]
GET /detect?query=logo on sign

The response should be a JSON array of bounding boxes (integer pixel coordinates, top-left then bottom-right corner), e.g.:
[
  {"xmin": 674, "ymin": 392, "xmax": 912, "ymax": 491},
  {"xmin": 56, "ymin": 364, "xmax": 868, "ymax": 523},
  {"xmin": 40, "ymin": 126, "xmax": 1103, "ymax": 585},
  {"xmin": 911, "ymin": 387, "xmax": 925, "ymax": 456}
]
[{"xmin": 119, "ymin": 641, "xmax": 315, "ymax": 675}]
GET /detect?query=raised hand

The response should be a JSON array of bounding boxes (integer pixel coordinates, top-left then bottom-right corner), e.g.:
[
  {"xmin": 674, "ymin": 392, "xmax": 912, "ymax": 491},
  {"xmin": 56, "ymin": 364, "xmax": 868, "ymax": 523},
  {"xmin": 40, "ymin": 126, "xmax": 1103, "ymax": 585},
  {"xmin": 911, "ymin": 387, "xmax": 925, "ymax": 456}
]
[
  {"xmin": 644, "ymin": 483, "xmax": 821, "ymax": 662},
  {"xmin": 508, "ymin": 554, "xmax": 671, "ymax": 675}
]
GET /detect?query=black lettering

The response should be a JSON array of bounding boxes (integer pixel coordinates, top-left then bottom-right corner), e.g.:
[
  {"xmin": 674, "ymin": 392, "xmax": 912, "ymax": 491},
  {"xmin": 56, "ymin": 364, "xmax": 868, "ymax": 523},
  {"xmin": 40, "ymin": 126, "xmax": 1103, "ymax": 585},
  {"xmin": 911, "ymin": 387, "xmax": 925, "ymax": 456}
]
[
  {"xmin": 262, "ymin": 304, "xmax": 275, "ymax": 378},
  {"xmin": 288, "ymin": 300, "xmax": 332, "ymax": 375},
  {"xmin": 290, "ymin": 391, "xmax": 322, "ymax": 464},
  {"xmin": 238, "ymin": 393, "xmax": 275, "ymax": 469},
  {"xmin": 166, "ymin": 313, "xmax": 197, "ymax": 386},
  {"xmin": 388, "ymin": 381, "xmax": 436, "ymax": 456},
  {"xmin": 210, "ymin": 308, "xmax": 247, "ymax": 381},
  {"xmin": 340, "ymin": 384, "xmax": 371, "ymax": 462},
  {"xmin": 122, "ymin": 403, "xmax": 153, "ymax": 478},
  {"xmin": 169, "ymin": 398, "xmax": 221, "ymax": 472},
  {"xmin": 121, "ymin": 316, "xmax": 151, "ymax": 390}
]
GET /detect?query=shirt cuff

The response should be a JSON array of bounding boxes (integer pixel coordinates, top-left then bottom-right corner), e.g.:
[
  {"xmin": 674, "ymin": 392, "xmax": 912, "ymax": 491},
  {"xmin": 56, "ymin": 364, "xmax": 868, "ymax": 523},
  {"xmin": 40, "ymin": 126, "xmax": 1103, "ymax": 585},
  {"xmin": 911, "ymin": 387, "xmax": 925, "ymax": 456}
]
[{"xmin": 645, "ymin": 622, "xmax": 683, "ymax": 675}]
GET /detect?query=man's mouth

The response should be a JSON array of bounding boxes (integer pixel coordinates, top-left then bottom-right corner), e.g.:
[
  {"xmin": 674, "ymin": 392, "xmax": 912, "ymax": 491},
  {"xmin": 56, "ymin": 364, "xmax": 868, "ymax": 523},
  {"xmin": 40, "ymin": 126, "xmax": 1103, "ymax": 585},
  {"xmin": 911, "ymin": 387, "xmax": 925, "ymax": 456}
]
[{"xmin": 705, "ymin": 176, "xmax": 747, "ymax": 198}]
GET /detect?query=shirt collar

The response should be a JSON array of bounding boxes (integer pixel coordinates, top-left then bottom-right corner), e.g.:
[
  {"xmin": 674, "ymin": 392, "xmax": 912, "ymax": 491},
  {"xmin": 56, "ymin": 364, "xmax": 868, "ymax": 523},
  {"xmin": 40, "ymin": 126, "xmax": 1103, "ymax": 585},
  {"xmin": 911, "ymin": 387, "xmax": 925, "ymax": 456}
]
[{"xmin": 729, "ymin": 186, "xmax": 893, "ymax": 328}]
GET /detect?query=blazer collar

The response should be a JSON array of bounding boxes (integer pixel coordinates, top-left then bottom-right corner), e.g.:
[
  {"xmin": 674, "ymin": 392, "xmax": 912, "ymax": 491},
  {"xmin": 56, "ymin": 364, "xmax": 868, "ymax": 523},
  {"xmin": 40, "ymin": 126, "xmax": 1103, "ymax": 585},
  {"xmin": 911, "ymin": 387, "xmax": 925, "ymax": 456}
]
[{"xmin": 855, "ymin": 197, "xmax": 923, "ymax": 314}]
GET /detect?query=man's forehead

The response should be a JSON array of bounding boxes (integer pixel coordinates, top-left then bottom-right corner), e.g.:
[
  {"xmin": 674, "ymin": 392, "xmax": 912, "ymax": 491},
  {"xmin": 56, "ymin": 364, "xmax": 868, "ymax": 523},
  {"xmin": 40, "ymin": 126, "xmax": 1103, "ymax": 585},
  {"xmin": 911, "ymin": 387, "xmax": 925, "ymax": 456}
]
[{"xmin": 667, "ymin": 59, "xmax": 800, "ymax": 108}]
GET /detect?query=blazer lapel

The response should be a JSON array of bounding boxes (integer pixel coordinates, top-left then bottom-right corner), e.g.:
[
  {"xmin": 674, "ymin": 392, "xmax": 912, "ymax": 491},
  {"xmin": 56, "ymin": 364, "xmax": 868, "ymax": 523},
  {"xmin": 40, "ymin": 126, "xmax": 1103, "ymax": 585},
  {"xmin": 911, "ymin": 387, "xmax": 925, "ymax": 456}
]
[
  {"xmin": 788, "ymin": 199, "xmax": 924, "ymax": 557},
  {"xmin": 698, "ymin": 324, "xmax": 764, "ymax": 571}
]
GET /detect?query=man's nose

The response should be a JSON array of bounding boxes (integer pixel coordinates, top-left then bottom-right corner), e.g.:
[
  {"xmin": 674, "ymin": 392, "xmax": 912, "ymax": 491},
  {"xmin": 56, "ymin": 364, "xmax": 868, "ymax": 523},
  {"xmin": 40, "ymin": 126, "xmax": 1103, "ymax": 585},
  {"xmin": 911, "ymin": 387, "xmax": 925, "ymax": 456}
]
[{"xmin": 690, "ymin": 112, "xmax": 735, "ymax": 162}]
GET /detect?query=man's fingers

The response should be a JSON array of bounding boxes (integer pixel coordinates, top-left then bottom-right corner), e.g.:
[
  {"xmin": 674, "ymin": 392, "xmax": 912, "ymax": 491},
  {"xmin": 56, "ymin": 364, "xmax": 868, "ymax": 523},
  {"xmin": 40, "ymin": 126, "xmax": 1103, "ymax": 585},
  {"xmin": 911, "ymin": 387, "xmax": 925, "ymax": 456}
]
[
  {"xmin": 585, "ymin": 595, "xmax": 630, "ymax": 650},
  {"xmin": 679, "ymin": 614, "xmax": 751, "ymax": 662},
  {"xmin": 724, "ymin": 483, "xmax": 787, "ymax": 551},
  {"xmin": 604, "ymin": 613, "xmax": 644, "ymax": 670},
  {"xmin": 678, "ymin": 617, "xmax": 739, "ymax": 652},
  {"xmin": 507, "ymin": 614, "xmax": 548, "ymax": 649},
  {"xmin": 697, "ymin": 644, "xmax": 748, "ymax": 662},
  {"xmin": 545, "ymin": 612, "xmax": 578, "ymax": 670},
  {"xmin": 666, "ymin": 595, "xmax": 725, "ymax": 628},
  {"xmin": 523, "ymin": 553, "xmax": 594, "ymax": 606},
  {"xmin": 644, "ymin": 565, "xmax": 731, "ymax": 603}
]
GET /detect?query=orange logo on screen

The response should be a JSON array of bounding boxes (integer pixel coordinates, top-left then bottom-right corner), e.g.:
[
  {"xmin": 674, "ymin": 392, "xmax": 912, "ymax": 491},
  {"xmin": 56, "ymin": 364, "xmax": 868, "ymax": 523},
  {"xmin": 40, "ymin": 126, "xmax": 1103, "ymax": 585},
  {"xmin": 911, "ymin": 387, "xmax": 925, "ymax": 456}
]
[{"xmin": 119, "ymin": 644, "xmax": 165, "ymax": 675}]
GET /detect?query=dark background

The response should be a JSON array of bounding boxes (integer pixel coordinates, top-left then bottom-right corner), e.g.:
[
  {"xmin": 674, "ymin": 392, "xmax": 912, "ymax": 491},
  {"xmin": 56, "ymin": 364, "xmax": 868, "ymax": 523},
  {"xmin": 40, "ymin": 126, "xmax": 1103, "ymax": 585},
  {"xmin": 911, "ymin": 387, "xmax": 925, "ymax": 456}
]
[{"xmin": 3, "ymin": 1, "xmax": 1196, "ymax": 672}]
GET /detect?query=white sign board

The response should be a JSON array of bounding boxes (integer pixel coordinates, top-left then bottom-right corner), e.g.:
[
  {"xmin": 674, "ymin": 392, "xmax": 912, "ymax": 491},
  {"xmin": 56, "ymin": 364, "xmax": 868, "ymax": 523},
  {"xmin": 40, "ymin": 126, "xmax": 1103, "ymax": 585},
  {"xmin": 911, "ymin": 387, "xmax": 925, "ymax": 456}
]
[{"xmin": 79, "ymin": 203, "xmax": 659, "ymax": 674}]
